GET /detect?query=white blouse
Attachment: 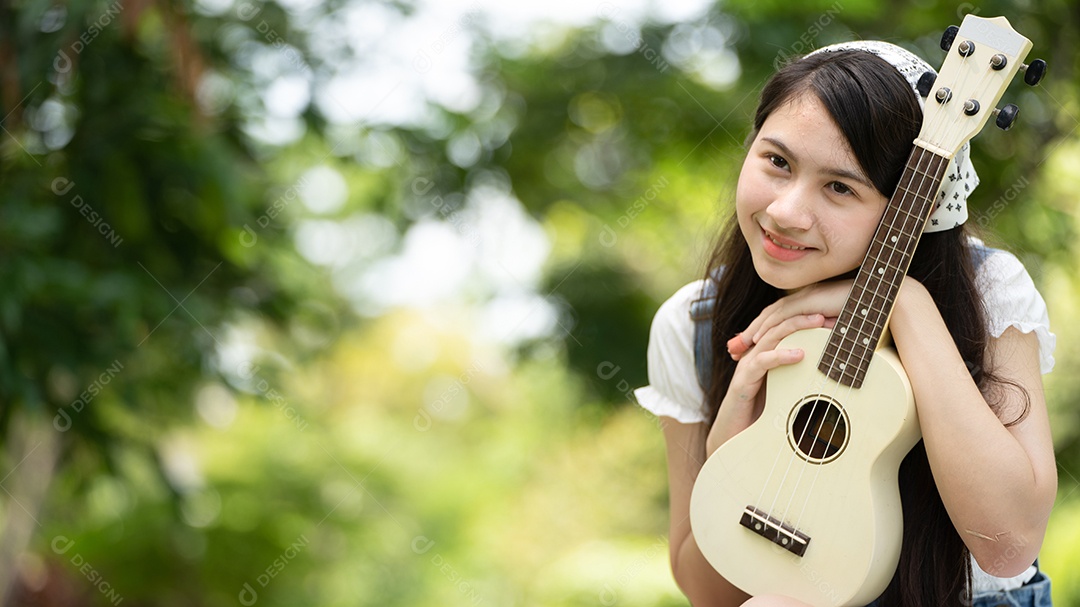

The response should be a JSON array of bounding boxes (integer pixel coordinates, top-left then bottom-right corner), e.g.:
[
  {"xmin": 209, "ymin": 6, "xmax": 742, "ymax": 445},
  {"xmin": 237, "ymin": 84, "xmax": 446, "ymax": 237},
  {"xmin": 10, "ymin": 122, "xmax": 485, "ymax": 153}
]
[{"xmin": 634, "ymin": 249, "xmax": 1056, "ymax": 592}]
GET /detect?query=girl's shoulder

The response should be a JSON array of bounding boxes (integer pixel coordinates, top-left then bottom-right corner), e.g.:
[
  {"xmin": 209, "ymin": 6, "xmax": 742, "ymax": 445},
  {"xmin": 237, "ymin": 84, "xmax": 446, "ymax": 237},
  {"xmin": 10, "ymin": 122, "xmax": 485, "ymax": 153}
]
[
  {"xmin": 970, "ymin": 243, "xmax": 1055, "ymax": 374},
  {"xmin": 647, "ymin": 279, "xmax": 712, "ymax": 346},
  {"xmin": 635, "ymin": 279, "xmax": 714, "ymax": 424}
]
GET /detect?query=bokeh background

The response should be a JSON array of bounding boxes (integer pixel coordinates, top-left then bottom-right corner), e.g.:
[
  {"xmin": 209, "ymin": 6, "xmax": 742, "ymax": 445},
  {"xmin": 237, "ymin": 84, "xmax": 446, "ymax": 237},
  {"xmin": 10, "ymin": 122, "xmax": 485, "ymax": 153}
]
[{"xmin": 1, "ymin": 0, "xmax": 1078, "ymax": 605}]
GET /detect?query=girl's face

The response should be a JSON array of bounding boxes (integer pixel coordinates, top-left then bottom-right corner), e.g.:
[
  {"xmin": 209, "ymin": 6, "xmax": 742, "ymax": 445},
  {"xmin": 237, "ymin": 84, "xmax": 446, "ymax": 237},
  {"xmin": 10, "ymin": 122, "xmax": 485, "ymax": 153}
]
[{"xmin": 736, "ymin": 92, "xmax": 890, "ymax": 291}]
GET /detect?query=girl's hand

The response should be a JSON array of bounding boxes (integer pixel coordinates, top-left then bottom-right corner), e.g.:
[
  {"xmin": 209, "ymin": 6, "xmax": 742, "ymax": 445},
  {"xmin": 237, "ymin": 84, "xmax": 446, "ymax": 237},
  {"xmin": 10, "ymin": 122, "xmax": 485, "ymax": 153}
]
[
  {"xmin": 728, "ymin": 280, "xmax": 853, "ymax": 360},
  {"xmin": 706, "ymin": 312, "xmax": 828, "ymax": 457}
]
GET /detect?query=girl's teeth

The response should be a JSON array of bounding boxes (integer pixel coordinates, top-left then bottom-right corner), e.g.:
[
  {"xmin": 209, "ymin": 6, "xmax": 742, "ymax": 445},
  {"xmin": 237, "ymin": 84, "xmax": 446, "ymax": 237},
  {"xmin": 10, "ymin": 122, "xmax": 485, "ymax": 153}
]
[{"xmin": 769, "ymin": 235, "xmax": 806, "ymax": 250}]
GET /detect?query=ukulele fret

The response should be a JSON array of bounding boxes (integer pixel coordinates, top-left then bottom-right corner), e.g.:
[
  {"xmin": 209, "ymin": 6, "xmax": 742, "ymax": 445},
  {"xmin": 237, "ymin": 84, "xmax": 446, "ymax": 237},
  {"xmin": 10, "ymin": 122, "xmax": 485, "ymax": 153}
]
[{"xmin": 819, "ymin": 146, "xmax": 950, "ymax": 388}]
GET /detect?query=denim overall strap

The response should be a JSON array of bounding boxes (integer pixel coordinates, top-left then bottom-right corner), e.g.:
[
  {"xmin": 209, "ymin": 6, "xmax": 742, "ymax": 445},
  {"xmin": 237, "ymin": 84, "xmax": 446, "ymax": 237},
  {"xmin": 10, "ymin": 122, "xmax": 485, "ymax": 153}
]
[
  {"xmin": 970, "ymin": 242, "xmax": 995, "ymax": 271},
  {"xmin": 690, "ymin": 275, "xmax": 721, "ymax": 394}
]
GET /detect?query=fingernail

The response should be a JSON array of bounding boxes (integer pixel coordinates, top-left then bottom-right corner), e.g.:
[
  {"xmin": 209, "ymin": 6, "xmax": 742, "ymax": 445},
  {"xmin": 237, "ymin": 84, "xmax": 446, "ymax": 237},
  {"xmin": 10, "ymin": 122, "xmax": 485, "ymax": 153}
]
[{"xmin": 727, "ymin": 333, "xmax": 750, "ymax": 357}]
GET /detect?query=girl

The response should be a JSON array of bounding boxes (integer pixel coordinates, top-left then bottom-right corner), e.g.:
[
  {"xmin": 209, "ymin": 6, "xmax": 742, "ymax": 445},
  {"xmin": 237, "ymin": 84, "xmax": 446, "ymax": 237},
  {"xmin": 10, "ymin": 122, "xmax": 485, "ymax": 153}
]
[{"xmin": 634, "ymin": 41, "xmax": 1056, "ymax": 606}]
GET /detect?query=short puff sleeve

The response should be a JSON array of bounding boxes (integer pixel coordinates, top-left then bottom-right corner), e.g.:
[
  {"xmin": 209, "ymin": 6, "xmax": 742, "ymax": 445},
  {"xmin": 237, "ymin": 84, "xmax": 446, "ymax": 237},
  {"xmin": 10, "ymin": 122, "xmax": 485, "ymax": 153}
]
[
  {"xmin": 977, "ymin": 250, "xmax": 1056, "ymax": 374},
  {"xmin": 633, "ymin": 280, "xmax": 710, "ymax": 424}
]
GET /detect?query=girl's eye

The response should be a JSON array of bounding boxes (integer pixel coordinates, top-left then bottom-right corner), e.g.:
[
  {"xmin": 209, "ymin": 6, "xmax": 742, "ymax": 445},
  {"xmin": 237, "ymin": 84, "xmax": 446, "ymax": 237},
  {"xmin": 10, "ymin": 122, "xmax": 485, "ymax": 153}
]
[
  {"xmin": 829, "ymin": 181, "xmax": 853, "ymax": 196},
  {"xmin": 768, "ymin": 154, "xmax": 789, "ymax": 170}
]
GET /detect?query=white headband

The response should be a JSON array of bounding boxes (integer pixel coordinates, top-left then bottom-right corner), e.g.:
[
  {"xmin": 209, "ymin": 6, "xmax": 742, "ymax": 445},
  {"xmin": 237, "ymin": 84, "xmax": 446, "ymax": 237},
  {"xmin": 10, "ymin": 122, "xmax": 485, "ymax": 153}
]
[{"xmin": 806, "ymin": 41, "xmax": 977, "ymax": 232}]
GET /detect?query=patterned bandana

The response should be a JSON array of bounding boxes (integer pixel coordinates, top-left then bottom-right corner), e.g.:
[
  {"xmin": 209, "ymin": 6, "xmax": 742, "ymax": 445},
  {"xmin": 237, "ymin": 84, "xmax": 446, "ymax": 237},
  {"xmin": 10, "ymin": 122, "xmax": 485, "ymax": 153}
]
[{"xmin": 806, "ymin": 40, "xmax": 977, "ymax": 232}]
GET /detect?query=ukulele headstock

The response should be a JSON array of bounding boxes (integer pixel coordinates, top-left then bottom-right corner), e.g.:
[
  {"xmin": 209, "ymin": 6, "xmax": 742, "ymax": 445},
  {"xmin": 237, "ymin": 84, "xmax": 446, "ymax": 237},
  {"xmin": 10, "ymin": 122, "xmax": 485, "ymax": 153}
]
[{"xmin": 917, "ymin": 15, "xmax": 1038, "ymax": 157}]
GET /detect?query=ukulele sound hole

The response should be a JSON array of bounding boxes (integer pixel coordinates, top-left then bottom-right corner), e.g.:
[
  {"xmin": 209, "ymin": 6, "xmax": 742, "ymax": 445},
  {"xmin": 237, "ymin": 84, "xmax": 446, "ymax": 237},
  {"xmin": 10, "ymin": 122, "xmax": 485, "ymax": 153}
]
[{"xmin": 788, "ymin": 398, "xmax": 848, "ymax": 463}]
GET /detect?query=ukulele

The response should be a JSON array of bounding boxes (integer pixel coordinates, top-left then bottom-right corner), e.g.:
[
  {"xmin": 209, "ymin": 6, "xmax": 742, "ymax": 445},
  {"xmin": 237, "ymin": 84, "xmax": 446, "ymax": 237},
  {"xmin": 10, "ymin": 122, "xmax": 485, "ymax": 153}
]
[{"xmin": 689, "ymin": 15, "xmax": 1045, "ymax": 606}]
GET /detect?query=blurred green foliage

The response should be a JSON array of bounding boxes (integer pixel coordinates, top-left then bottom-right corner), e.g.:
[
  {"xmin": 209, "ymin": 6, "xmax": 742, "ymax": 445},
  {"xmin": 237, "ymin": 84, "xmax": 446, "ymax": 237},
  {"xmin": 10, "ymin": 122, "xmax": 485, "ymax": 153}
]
[{"xmin": 1, "ymin": 0, "xmax": 1078, "ymax": 605}]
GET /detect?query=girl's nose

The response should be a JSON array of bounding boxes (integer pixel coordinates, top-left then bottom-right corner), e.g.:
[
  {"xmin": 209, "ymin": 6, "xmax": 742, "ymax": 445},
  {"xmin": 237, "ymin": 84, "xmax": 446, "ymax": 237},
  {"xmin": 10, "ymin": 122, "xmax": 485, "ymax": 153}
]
[{"xmin": 766, "ymin": 183, "xmax": 814, "ymax": 232}]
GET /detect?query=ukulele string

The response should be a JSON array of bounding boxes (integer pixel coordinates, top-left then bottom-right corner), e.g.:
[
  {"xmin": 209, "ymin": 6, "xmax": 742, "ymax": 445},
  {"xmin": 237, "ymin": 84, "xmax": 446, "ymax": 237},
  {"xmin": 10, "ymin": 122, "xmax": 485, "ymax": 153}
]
[
  {"xmin": 752, "ymin": 47, "xmax": 980, "ymax": 539},
  {"xmin": 790, "ymin": 145, "xmax": 943, "ymax": 534},
  {"xmin": 758, "ymin": 146, "xmax": 937, "ymax": 534},
  {"xmin": 792, "ymin": 68, "xmax": 967, "ymax": 530}
]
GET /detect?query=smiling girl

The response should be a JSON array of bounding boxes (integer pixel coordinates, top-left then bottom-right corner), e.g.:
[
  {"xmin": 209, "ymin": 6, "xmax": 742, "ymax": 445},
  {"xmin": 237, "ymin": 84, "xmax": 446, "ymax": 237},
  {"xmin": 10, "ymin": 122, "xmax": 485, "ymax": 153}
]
[{"xmin": 634, "ymin": 41, "xmax": 1056, "ymax": 606}]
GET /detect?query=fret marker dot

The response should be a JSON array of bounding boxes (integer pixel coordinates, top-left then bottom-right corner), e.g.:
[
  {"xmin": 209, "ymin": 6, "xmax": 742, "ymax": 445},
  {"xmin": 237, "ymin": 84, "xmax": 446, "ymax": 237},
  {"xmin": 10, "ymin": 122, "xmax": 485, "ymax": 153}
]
[
  {"xmin": 840, "ymin": 327, "xmax": 847, "ymax": 334},
  {"xmin": 891, "ymin": 235, "xmax": 898, "ymax": 243},
  {"xmin": 877, "ymin": 267, "xmax": 885, "ymax": 275},
  {"xmin": 863, "ymin": 338, "xmax": 870, "ymax": 345},
  {"xmin": 861, "ymin": 308, "xmax": 868, "ymax": 316},
  {"xmin": 839, "ymin": 363, "xmax": 846, "ymax": 370}
]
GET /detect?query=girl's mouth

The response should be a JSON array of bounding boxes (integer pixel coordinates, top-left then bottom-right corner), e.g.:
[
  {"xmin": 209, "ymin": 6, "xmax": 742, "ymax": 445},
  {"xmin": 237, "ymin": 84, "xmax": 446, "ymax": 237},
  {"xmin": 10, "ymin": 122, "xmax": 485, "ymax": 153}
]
[
  {"xmin": 760, "ymin": 228, "xmax": 813, "ymax": 261},
  {"xmin": 767, "ymin": 233, "xmax": 807, "ymax": 250}
]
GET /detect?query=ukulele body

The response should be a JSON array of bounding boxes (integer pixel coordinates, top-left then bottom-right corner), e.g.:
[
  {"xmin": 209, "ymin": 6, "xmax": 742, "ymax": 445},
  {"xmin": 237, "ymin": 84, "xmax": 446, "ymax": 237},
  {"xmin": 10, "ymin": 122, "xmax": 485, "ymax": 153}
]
[{"xmin": 689, "ymin": 327, "xmax": 921, "ymax": 606}]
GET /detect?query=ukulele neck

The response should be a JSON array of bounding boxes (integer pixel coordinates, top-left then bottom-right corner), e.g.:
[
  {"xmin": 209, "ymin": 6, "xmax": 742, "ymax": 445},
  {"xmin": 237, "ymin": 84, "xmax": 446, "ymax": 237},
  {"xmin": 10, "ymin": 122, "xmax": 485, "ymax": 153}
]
[{"xmin": 818, "ymin": 144, "xmax": 951, "ymax": 388}]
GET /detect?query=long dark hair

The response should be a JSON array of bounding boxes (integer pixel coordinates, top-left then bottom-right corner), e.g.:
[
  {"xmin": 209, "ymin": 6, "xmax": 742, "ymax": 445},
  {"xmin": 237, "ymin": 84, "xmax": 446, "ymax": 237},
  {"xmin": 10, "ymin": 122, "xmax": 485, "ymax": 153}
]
[{"xmin": 702, "ymin": 50, "xmax": 1029, "ymax": 606}]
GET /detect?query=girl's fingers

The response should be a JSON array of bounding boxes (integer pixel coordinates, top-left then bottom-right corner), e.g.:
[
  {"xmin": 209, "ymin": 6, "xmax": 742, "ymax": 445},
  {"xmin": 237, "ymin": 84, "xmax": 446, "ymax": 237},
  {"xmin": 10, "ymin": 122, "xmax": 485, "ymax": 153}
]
[
  {"xmin": 754, "ymin": 313, "xmax": 826, "ymax": 353},
  {"xmin": 760, "ymin": 348, "xmax": 805, "ymax": 367},
  {"xmin": 742, "ymin": 281, "xmax": 852, "ymax": 344},
  {"xmin": 727, "ymin": 333, "xmax": 751, "ymax": 359},
  {"xmin": 728, "ymin": 348, "xmax": 805, "ymax": 398},
  {"xmin": 729, "ymin": 314, "xmax": 824, "ymax": 360}
]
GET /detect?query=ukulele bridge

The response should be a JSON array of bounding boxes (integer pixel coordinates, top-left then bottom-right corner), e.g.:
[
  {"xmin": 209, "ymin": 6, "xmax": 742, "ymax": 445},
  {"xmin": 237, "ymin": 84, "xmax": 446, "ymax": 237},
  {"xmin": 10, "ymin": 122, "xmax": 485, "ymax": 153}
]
[{"xmin": 739, "ymin": 506, "xmax": 811, "ymax": 557}]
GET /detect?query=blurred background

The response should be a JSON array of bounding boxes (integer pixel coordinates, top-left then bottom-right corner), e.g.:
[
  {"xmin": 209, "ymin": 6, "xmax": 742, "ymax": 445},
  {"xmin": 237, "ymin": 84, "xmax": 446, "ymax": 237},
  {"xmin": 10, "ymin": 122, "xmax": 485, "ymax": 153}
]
[{"xmin": 1, "ymin": 0, "xmax": 1078, "ymax": 604}]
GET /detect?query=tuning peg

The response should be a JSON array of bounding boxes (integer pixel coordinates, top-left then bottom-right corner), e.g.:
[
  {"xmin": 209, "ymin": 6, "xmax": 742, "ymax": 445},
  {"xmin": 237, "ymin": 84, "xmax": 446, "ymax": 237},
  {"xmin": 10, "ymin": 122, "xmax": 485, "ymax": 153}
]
[
  {"xmin": 916, "ymin": 71, "xmax": 936, "ymax": 97},
  {"xmin": 1021, "ymin": 59, "xmax": 1047, "ymax": 86},
  {"xmin": 940, "ymin": 25, "xmax": 959, "ymax": 51},
  {"xmin": 994, "ymin": 104, "xmax": 1020, "ymax": 130}
]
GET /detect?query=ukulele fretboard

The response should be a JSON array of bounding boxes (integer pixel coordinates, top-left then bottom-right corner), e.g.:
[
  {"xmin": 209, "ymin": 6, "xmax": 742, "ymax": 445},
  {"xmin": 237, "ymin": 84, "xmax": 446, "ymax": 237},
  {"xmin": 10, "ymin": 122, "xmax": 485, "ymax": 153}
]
[{"xmin": 819, "ymin": 145, "xmax": 950, "ymax": 388}]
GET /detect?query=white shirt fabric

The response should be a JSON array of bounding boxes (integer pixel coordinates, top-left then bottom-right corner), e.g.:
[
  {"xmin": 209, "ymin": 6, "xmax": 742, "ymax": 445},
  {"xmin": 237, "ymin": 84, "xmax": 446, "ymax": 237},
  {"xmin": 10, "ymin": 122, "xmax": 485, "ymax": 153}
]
[{"xmin": 634, "ymin": 249, "xmax": 1055, "ymax": 591}]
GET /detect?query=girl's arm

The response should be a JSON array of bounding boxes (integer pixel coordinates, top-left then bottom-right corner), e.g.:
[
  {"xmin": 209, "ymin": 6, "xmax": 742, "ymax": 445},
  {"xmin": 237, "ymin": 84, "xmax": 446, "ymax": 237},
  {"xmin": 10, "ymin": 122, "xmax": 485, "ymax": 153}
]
[
  {"xmin": 890, "ymin": 278, "xmax": 1057, "ymax": 577},
  {"xmin": 736, "ymin": 276, "xmax": 1056, "ymax": 576},
  {"xmin": 659, "ymin": 312, "xmax": 828, "ymax": 605},
  {"xmin": 661, "ymin": 419, "xmax": 752, "ymax": 606}
]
